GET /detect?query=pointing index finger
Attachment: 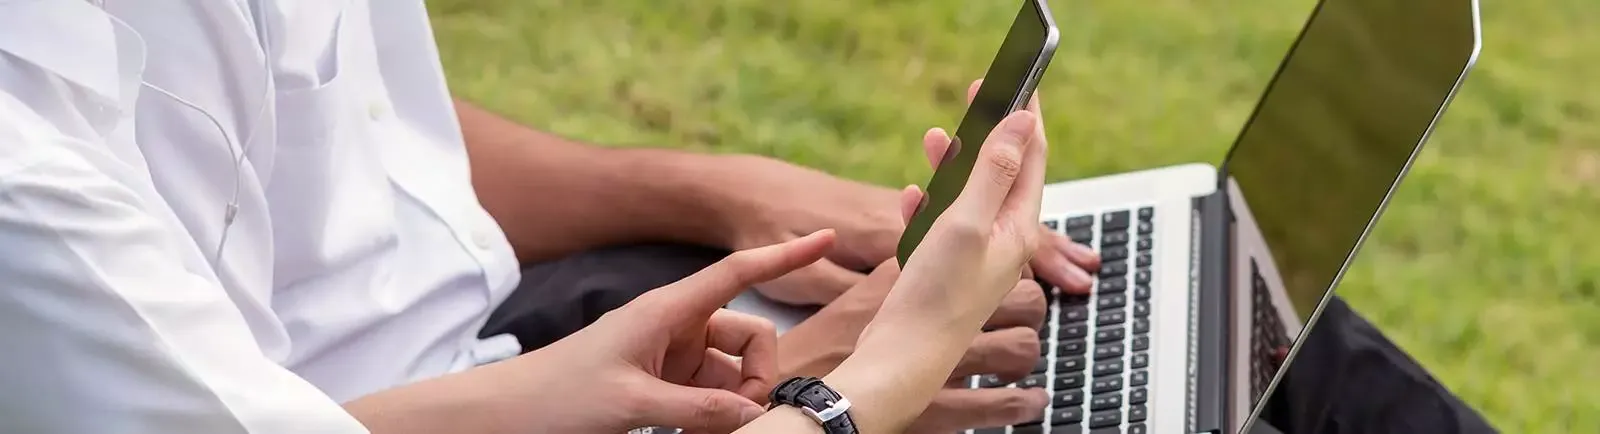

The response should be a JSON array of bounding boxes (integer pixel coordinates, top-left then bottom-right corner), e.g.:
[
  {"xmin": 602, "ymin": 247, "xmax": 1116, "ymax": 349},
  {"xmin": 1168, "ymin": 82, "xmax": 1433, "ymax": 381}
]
[{"xmin": 650, "ymin": 230, "xmax": 837, "ymax": 317}]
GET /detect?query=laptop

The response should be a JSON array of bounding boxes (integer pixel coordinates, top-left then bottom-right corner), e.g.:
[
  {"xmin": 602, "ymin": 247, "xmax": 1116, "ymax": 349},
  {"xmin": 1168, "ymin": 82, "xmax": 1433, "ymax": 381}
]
[{"xmin": 729, "ymin": 0, "xmax": 1482, "ymax": 433}]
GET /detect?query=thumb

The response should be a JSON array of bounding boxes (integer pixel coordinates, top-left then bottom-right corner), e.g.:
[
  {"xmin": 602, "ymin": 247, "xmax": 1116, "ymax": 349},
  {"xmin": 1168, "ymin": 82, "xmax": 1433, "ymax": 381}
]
[
  {"xmin": 652, "ymin": 229, "xmax": 837, "ymax": 316},
  {"xmin": 633, "ymin": 384, "xmax": 766, "ymax": 433}
]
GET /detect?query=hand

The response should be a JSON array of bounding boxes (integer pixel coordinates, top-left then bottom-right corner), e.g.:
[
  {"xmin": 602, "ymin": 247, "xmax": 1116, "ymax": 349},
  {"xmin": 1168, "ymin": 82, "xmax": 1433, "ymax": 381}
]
[
  {"xmin": 720, "ymin": 156, "xmax": 904, "ymax": 306},
  {"xmin": 508, "ymin": 231, "xmax": 837, "ymax": 434},
  {"xmin": 778, "ymin": 99, "xmax": 1057, "ymax": 431},
  {"xmin": 920, "ymin": 79, "xmax": 1100, "ymax": 297},
  {"xmin": 814, "ymin": 97, "xmax": 1053, "ymax": 434},
  {"xmin": 779, "ymin": 262, "xmax": 1051, "ymax": 432}
]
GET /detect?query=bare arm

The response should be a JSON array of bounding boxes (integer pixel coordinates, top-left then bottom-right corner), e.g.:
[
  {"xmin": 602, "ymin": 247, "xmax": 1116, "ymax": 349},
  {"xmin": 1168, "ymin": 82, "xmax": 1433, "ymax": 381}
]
[{"xmin": 456, "ymin": 100, "xmax": 751, "ymax": 263}]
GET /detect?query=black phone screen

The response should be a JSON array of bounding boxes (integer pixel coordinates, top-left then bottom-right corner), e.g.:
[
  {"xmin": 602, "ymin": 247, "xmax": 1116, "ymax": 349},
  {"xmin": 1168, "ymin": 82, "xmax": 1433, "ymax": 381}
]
[{"xmin": 898, "ymin": 0, "xmax": 1055, "ymax": 265}]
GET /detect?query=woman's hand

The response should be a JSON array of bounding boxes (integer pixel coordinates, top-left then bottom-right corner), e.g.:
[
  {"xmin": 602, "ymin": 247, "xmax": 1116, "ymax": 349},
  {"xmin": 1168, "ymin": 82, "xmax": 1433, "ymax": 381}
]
[
  {"xmin": 505, "ymin": 231, "xmax": 838, "ymax": 434},
  {"xmin": 737, "ymin": 88, "xmax": 1052, "ymax": 433}
]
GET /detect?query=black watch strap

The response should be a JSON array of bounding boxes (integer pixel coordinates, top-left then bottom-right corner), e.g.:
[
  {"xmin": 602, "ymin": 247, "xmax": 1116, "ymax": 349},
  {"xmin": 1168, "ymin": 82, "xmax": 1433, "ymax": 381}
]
[{"xmin": 768, "ymin": 377, "xmax": 859, "ymax": 434}]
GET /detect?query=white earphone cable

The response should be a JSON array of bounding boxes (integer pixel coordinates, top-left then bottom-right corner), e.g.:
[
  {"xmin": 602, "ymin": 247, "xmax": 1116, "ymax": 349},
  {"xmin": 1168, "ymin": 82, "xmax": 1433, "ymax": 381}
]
[{"xmin": 113, "ymin": 4, "xmax": 274, "ymax": 266}]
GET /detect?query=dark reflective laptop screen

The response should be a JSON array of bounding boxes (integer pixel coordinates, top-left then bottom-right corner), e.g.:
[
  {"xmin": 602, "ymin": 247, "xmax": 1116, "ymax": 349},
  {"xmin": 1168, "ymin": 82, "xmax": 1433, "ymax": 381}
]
[{"xmin": 1217, "ymin": 0, "xmax": 1479, "ymax": 427}]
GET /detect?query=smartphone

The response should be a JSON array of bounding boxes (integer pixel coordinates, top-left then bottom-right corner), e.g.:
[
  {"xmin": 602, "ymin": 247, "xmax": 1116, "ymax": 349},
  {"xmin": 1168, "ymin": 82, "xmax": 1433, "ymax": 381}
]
[{"xmin": 896, "ymin": 0, "xmax": 1060, "ymax": 266}]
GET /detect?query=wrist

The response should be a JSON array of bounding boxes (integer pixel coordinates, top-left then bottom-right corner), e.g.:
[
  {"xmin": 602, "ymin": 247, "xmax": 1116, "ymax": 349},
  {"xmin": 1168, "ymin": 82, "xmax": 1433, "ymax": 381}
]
[{"xmin": 820, "ymin": 330, "xmax": 972, "ymax": 433}]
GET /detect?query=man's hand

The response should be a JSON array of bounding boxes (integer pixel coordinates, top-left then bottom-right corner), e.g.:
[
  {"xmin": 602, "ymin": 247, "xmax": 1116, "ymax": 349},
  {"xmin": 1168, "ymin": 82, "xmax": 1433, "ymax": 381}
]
[
  {"xmin": 778, "ymin": 261, "xmax": 1051, "ymax": 433},
  {"xmin": 719, "ymin": 156, "xmax": 905, "ymax": 306}
]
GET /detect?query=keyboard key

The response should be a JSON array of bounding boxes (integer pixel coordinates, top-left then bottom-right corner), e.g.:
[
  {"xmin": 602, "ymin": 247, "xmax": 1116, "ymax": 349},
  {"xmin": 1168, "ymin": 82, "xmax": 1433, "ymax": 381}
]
[
  {"xmin": 1043, "ymin": 220, "xmax": 1060, "ymax": 231},
  {"xmin": 978, "ymin": 374, "xmax": 1007, "ymax": 388},
  {"xmin": 1054, "ymin": 390, "xmax": 1084, "ymax": 408},
  {"xmin": 1098, "ymin": 260, "xmax": 1127, "ymax": 277},
  {"xmin": 1133, "ymin": 284, "xmax": 1151, "ymax": 300},
  {"xmin": 1131, "ymin": 353, "xmax": 1149, "ymax": 369},
  {"xmin": 1013, "ymin": 425, "xmax": 1043, "ymax": 434},
  {"xmin": 1089, "ymin": 393, "xmax": 1124, "ymax": 411},
  {"xmin": 1062, "ymin": 294, "xmax": 1091, "ymax": 306},
  {"xmin": 1134, "ymin": 268, "xmax": 1151, "ymax": 284},
  {"xmin": 1056, "ymin": 426, "xmax": 1085, "ymax": 434},
  {"xmin": 1101, "ymin": 211, "xmax": 1131, "ymax": 231},
  {"xmin": 1088, "ymin": 410, "xmax": 1122, "ymax": 428},
  {"xmin": 1092, "ymin": 360, "xmax": 1124, "ymax": 377},
  {"xmin": 1128, "ymin": 405, "xmax": 1148, "ymax": 422},
  {"xmin": 1132, "ymin": 335, "xmax": 1150, "ymax": 351},
  {"xmin": 1094, "ymin": 327, "xmax": 1125, "ymax": 343},
  {"xmin": 1101, "ymin": 245, "xmax": 1129, "ymax": 261},
  {"xmin": 1097, "ymin": 277, "xmax": 1127, "ymax": 293},
  {"xmin": 1055, "ymin": 374, "xmax": 1085, "ymax": 390},
  {"xmin": 1057, "ymin": 356, "xmax": 1086, "ymax": 373},
  {"xmin": 1136, "ymin": 236, "xmax": 1153, "ymax": 251},
  {"xmin": 1061, "ymin": 323, "xmax": 1089, "ymax": 339},
  {"xmin": 1090, "ymin": 376, "xmax": 1124, "ymax": 394},
  {"xmin": 1136, "ymin": 252, "xmax": 1152, "ymax": 268},
  {"xmin": 1129, "ymin": 424, "xmax": 1148, "ymax": 434},
  {"xmin": 1033, "ymin": 358, "xmax": 1049, "ymax": 374},
  {"xmin": 1097, "ymin": 309, "xmax": 1126, "ymax": 326},
  {"xmin": 1100, "ymin": 231, "xmax": 1129, "ymax": 246},
  {"xmin": 974, "ymin": 428, "xmax": 1007, "ymax": 434},
  {"xmin": 1093, "ymin": 344, "xmax": 1124, "ymax": 361},
  {"xmin": 1067, "ymin": 229, "xmax": 1094, "ymax": 244},
  {"xmin": 1065, "ymin": 215, "xmax": 1095, "ymax": 229},
  {"xmin": 1097, "ymin": 294, "xmax": 1128, "ymax": 309},
  {"xmin": 1062, "ymin": 305, "xmax": 1090, "ymax": 323},
  {"xmin": 1138, "ymin": 207, "xmax": 1154, "ymax": 221},
  {"xmin": 1133, "ymin": 319, "xmax": 1150, "ymax": 335},
  {"xmin": 1133, "ymin": 302, "xmax": 1151, "ymax": 317},
  {"xmin": 1058, "ymin": 339, "xmax": 1088, "ymax": 356},
  {"xmin": 1018, "ymin": 374, "xmax": 1047, "ymax": 389},
  {"xmin": 1136, "ymin": 220, "xmax": 1153, "ymax": 235},
  {"xmin": 1131, "ymin": 370, "xmax": 1149, "ymax": 386},
  {"xmin": 1130, "ymin": 388, "xmax": 1148, "ymax": 404},
  {"xmin": 1051, "ymin": 406, "xmax": 1085, "ymax": 425},
  {"xmin": 1090, "ymin": 429, "xmax": 1120, "ymax": 434}
]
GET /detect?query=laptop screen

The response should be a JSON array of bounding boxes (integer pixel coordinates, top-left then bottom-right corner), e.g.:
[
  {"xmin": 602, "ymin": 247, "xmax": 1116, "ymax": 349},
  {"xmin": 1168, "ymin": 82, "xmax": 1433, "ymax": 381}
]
[{"xmin": 1216, "ymin": 0, "xmax": 1480, "ymax": 429}]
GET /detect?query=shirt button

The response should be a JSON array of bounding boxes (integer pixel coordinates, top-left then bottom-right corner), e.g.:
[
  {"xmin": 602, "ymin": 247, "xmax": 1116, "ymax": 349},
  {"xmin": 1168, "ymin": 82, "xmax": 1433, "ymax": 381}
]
[
  {"xmin": 368, "ymin": 100, "xmax": 389, "ymax": 120},
  {"xmin": 471, "ymin": 230, "xmax": 494, "ymax": 250}
]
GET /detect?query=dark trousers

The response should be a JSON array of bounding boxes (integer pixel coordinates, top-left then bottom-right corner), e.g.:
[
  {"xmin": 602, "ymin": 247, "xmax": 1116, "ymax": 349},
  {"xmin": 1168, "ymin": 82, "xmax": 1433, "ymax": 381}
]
[{"xmin": 480, "ymin": 244, "xmax": 1496, "ymax": 434}]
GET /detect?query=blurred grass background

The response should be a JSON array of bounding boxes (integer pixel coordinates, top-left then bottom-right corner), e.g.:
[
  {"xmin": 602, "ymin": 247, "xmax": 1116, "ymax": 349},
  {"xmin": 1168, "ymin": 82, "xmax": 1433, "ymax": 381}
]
[{"xmin": 427, "ymin": 0, "xmax": 1598, "ymax": 431}]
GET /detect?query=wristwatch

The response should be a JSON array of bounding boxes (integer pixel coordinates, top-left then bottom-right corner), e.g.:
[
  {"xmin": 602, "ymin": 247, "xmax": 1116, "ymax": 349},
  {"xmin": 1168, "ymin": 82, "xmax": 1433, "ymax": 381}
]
[{"xmin": 768, "ymin": 377, "xmax": 859, "ymax": 434}]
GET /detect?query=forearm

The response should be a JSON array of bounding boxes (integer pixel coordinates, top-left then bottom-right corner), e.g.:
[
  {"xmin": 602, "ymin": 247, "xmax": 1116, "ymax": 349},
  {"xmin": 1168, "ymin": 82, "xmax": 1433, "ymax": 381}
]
[
  {"xmin": 455, "ymin": 100, "xmax": 746, "ymax": 263},
  {"xmin": 345, "ymin": 363, "xmax": 525, "ymax": 434}
]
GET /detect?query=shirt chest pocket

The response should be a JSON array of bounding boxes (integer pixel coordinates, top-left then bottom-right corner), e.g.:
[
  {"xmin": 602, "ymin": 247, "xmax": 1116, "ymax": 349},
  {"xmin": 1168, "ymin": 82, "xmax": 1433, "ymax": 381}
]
[{"xmin": 266, "ymin": 8, "xmax": 400, "ymax": 287}]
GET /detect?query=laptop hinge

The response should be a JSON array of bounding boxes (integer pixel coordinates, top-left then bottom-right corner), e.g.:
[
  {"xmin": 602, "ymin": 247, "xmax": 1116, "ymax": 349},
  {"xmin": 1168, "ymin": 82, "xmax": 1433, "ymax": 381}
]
[{"xmin": 1188, "ymin": 189, "xmax": 1231, "ymax": 434}]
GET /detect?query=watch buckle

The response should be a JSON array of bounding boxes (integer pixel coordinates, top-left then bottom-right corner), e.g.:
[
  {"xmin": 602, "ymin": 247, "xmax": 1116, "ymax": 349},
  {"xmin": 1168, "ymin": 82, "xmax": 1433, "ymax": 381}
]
[{"xmin": 800, "ymin": 397, "xmax": 853, "ymax": 424}]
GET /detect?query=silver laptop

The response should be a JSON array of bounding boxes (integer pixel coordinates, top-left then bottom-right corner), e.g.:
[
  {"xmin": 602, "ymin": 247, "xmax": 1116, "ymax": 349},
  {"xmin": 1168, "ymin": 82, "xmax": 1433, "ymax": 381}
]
[
  {"xmin": 731, "ymin": 0, "xmax": 1481, "ymax": 433},
  {"xmin": 1008, "ymin": 0, "xmax": 1482, "ymax": 433}
]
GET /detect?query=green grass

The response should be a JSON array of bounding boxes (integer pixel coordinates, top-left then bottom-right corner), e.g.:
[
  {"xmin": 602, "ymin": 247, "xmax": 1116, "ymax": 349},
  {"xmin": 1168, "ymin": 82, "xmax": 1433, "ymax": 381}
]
[{"xmin": 428, "ymin": 0, "xmax": 1600, "ymax": 431}]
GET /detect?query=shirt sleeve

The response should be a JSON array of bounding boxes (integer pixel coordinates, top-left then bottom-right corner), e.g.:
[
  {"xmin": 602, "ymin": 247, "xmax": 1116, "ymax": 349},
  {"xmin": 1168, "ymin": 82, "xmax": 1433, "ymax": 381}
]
[{"xmin": 0, "ymin": 67, "xmax": 371, "ymax": 434}]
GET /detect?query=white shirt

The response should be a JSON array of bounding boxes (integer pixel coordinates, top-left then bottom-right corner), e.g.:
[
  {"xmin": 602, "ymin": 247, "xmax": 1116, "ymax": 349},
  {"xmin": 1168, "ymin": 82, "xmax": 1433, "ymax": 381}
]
[{"xmin": 0, "ymin": 1, "xmax": 522, "ymax": 432}]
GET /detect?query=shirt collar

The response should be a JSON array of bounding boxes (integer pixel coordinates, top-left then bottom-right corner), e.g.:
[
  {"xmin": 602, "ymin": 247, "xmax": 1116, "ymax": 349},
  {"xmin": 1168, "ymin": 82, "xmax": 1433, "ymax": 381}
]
[{"xmin": 0, "ymin": 0, "xmax": 146, "ymax": 113}]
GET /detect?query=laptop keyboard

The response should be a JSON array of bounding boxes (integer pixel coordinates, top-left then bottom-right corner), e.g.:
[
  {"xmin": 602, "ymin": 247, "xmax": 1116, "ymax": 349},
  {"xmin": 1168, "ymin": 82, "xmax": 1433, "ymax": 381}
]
[
  {"xmin": 1248, "ymin": 259, "xmax": 1292, "ymax": 404},
  {"xmin": 973, "ymin": 206, "xmax": 1158, "ymax": 434}
]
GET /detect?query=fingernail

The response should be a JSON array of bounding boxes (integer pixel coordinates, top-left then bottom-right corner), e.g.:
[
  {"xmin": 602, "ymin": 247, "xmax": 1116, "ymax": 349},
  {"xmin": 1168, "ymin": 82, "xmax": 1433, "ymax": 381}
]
[{"xmin": 739, "ymin": 405, "xmax": 765, "ymax": 425}]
